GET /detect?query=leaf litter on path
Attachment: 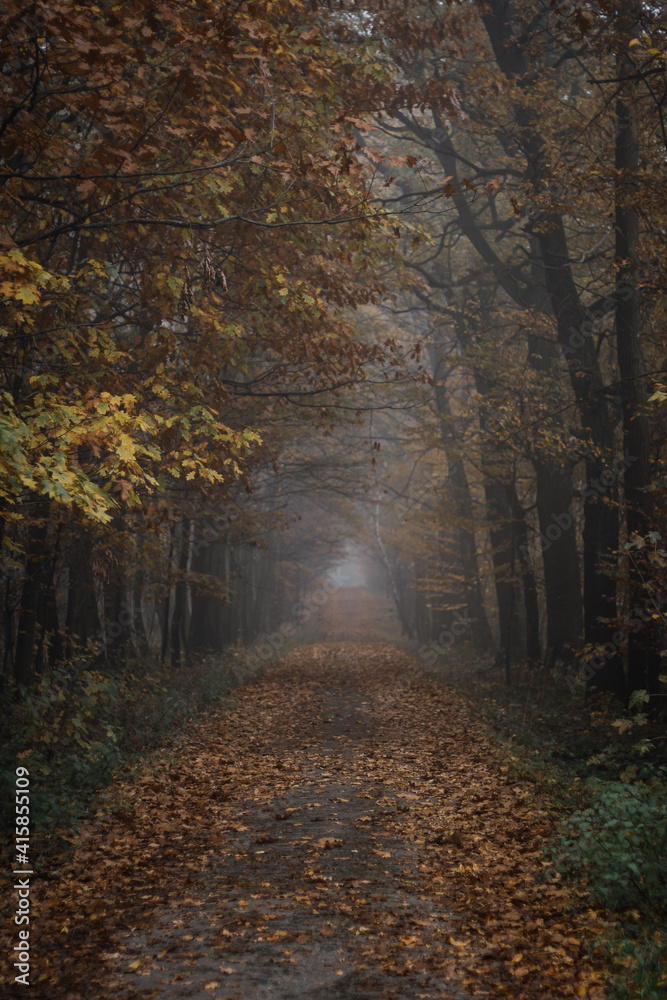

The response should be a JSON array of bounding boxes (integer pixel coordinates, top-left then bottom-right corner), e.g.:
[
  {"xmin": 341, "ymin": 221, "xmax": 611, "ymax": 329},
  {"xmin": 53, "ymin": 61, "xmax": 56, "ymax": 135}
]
[{"xmin": 3, "ymin": 641, "xmax": 608, "ymax": 998}]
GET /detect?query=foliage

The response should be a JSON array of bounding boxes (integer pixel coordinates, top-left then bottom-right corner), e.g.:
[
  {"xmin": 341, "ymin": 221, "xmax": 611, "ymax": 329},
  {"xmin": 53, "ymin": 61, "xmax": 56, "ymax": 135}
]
[
  {"xmin": 0, "ymin": 652, "xmax": 255, "ymax": 857},
  {"xmin": 598, "ymin": 925, "xmax": 667, "ymax": 1000},
  {"xmin": 554, "ymin": 780, "xmax": 667, "ymax": 916},
  {"xmin": 0, "ymin": 0, "xmax": 400, "ymax": 689},
  {"xmin": 0, "ymin": 0, "xmax": 389, "ymax": 521}
]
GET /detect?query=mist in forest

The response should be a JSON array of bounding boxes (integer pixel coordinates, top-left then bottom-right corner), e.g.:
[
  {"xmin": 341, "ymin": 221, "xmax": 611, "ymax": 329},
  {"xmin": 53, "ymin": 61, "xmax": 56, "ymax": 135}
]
[
  {"xmin": 3, "ymin": 0, "xmax": 667, "ymax": 707},
  {"xmin": 3, "ymin": 4, "xmax": 667, "ymax": 996}
]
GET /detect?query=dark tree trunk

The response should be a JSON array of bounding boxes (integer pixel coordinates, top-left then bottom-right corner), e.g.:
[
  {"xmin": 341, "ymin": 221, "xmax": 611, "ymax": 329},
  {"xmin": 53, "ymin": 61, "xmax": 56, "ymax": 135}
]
[
  {"xmin": 478, "ymin": 1, "xmax": 624, "ymax": 700},
  {"xmin": 470, "ymin": 363, "xmax": 526, "ymax": 673},
  {"xmin": 614, "ymin": 8, "xmax": 659, "ymax": 698},
  {"xmin": 220, "ymin": 544, "xmax": 234, "ymax": 647},
  {"xmin": 534, "ymin": 460, "xmax": 584, "ymax": 660},
  {"xmin": 170, "ymin": 519, "xmax": 191, "ymax": 668},
  {"xmin": 523, "ymin": 281, "xmax": 584, "ymax": 665},
  {"xmin": 509, "ymin": 484, "xmax": 541, "ymax": 665},
  {"xmin": 36, "ymin": 524, "xmax": 64, "ymax": 672},
  {"xmin": 65, "ymin": 527, "xmax": 100, "ymax": 657},
  {"xmin": 43, "ymin": 566, "xmax": 64, "ymax": 668},
  {"xmin": 484, "ymin": 479, "xmax": 523, "ymax": 674},
  {"xmin": 189, "ymin": 527, "xmax": 216, "ymax": 652},
  {"xmin": 160, "ymin": 525, "xmax": 175, "ymax": 665},
  {"xmin": 132, "ymin": 566, "xmax": 149, "ymax": 656},
  {"xmin": 449, "ymin": 456, "xmax": 496, "ymax": 655},
  {"xmin": 427, "ymin": 343, "xmax": 495, "ymax": 654},
  {"xmin": 190, "ymin": 524, "xmax": 230, "ymax": 652},
  {"xmin": 105, "ymin": 518, "xmax": 128, "ymax": 663},
  {"xmin": 14, "ymin": 500, "xmax": 50, "ymax": 685}
]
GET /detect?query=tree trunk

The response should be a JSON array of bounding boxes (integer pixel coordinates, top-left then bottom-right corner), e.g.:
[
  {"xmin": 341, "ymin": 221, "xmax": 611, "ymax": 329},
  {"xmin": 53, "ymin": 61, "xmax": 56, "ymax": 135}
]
[
  {"xmin": 65, "ymin": 526, "xmax": 100, "ymax": 657},
  {"xmin": 170, "ymin": 519, "xmax": 191, "ymax": 668},
  {"xmin": 427, "ymin": 342, "xmax": 495, "ymax": 654},
  {"xmin": 14, "ymin": 500, "xmax": 50, "ymax": 685},
  {"xmin": 132, "ymin": 566, "xmax": 149, "ymax": 656},
  {"xmin": 374, "ymin": 502, "xmax": 414, "ymax": 638},
  {"xmin": 160, "ymin": 525, "xmax": 175, "ymax": 665},
  {"xmin": 533, "ymin": 460, "xmax": 584, "ymax": 660},
  {"xmin": 614, "ymin": 7, "xmax": 658, "ymax": 697},
  {"xmin": 189, "ymin": 526, "xmax": 217, "ymax": 652},
  {"xmin": 484, "ymin": 479, "xmax": 522, "ymax": 674},
  {"xmin": 509, "ymin": 483, "xmax": 541, "ymax": 665},
  {"xmin": 105, "ymin": 517, "xmax": 129, "ymax": 663},
  {"xmin": 478, "ymin": 1, "xmax": 624, "ymax": 700}
]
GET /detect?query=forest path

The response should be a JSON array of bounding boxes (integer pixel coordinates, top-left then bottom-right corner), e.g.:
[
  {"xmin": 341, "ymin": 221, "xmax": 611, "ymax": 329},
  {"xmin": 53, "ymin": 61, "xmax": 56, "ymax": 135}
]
[
  {"xmin": 111, "ymin": 643, "xmax": 472, "ymax": 1000},
  {"xmin": 24, "ymin": 595, "xmax": 606, "ymax": 999}
]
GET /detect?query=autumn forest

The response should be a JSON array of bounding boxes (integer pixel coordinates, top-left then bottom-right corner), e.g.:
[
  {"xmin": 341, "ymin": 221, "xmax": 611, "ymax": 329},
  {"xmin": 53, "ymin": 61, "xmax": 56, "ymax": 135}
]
[{"xmin": 2, "ymin": 2, "xmax": 667, "ymax": 998}]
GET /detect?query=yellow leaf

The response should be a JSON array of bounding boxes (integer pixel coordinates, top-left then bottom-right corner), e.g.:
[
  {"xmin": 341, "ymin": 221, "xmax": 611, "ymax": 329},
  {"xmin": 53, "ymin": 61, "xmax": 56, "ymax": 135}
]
[{"xmin": 15, "ymin": 286, "xmax": 40, "ymax": 305}]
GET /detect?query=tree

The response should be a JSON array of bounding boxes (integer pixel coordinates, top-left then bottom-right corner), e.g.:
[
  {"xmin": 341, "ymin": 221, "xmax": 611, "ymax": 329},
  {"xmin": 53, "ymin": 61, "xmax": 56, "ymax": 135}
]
[{"xmin": 0, "ymin": 0, "xmax": 391, "ymax": 681}]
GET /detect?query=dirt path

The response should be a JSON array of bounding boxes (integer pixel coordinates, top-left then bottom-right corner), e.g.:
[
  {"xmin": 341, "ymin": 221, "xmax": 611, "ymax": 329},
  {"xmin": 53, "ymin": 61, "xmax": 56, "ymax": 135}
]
[
  {"xmin": 7, "ymin": 605, "xmax": 608, "ymax": 998},
  {"xmin": 111, "ymin": 646, "xmax": 469, "ymax": 1000}
]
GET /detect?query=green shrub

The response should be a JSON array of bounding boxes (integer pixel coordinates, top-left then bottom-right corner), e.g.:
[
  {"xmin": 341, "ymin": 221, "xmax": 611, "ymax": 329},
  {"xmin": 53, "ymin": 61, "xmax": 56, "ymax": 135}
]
[
  {"xmin": 600, "ymin": 925, "xmax": 667, "ymax": 1000},
  {"xmin": 555, "ymin": 779, "xmax": 667, "ymax": 916}
]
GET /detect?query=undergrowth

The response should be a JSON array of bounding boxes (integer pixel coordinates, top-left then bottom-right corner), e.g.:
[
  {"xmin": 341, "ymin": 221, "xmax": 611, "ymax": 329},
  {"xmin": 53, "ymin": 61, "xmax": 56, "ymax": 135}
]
[
  {"xmin": 416, "ymin": 642, "xmax": 667, "ymax": 1000},
  {"xmin": 0, "ymin": 648, "xmax": 263, "ymax": 870}
]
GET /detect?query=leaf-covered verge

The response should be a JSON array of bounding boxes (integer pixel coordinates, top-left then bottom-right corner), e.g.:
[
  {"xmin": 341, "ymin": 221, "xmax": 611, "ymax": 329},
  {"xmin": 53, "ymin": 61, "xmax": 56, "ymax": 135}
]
[
  {"xmin": 421, "ymin": 649, "xmax": 667, "ymax": 1000},
  {"xmin": 0, "ymin": 648, "xmax": 268, "ymax": 872}
]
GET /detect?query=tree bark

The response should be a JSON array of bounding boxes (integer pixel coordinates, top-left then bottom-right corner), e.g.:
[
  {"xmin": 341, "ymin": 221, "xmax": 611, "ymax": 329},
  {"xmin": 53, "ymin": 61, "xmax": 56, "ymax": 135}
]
[
  {"xmin": 65, "ymin": 526, "xmax": 100, "ymax": 658},
  {"xmin": 614, "ymin": 6, "xmax": 658, "ymax": 697},
  {"xmin": 534, "ymin": 460, "xmax": 584, "ymax": 659},
  {"xmin": 427, "ymin": 342, "xmax": 496, "ymax": 654},
  {"xmin": 473, "ymin": 0, "xmax": 625, "ymax": 699},
  {"xmin": 14, "ymin": 500, "xmax": 50, "ymax": 685},
  {"xmin": 189, "ymin": 526, "xmax": 219, "ymax": 652},
  {"xmin": 509, "ymin": 482, "xmax": 542, "ymax": 665},
  {"xmin": 484, "ymin": 478, "xmax": 523, "ymax": 674},
  {"xmin": 170, "ymin": 518, "xmax": 191, "ymax": 668},
  {"xmin": 160, "ymin": 524, "xmax": 175, "ymax": 665}
]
